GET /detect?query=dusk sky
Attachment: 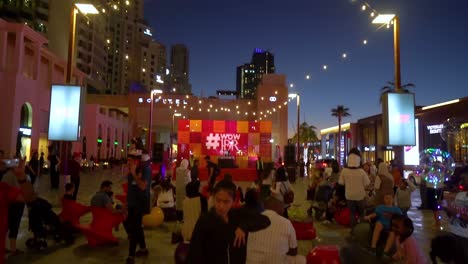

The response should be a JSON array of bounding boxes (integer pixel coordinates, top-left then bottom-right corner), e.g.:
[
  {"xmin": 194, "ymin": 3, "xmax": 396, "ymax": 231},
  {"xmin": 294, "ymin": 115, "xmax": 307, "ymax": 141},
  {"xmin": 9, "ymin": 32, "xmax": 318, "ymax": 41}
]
[{"xmin": 144, "ymin": 0, "xmax": 468, "ymax": 136}]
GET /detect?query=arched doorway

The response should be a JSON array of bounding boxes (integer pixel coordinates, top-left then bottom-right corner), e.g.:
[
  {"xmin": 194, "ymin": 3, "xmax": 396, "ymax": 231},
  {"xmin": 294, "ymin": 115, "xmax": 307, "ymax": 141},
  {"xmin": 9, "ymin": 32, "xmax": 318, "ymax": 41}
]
[{"xmin": 17, "ymin": 103, "xmax": 33, "ymax": 159}]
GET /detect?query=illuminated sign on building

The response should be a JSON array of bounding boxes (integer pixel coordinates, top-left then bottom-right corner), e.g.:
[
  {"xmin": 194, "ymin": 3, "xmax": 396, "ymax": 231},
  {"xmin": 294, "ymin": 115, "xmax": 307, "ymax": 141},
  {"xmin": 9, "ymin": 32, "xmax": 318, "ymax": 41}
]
[
  {"xmin": 143, "ymin": 29, "xmax": 152, "ymax": 36},
  {"xmin": 206, "ymin": 133, "xmax": 242, "ymax": 155},
  {"xmin": 269, "ymin": 96, "xmax": 277, "ymax": 102},
  {"xmin": 427, "ymin": 124, "xmax": 443, "ymax": 134},
  {"xmin": 138, "ymin": 98, "xmax": 188, "ymax": 105}
]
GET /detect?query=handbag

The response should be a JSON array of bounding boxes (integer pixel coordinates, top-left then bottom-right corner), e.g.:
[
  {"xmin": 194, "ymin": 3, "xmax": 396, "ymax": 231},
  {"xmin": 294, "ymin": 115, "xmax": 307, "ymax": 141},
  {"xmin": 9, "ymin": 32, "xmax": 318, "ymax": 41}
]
[{"xmin": 282, "ymin": 182, "xmax": 294, "ymax": 204}]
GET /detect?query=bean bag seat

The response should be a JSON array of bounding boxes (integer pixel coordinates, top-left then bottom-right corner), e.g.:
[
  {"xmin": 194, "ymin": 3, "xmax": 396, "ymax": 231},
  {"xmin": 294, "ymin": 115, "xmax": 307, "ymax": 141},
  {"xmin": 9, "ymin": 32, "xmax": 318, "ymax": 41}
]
[
  {"xmin": 307, "ymin": 245, "xmax": 341, "ymax": 264},
  {"xmin": 78, "ymin": 206, "xmax": 125, "ymax": 246},
  {"xmin": 334, "ymin": 207, "xmax": 351, "ymax": 227},
  {"xmin": 59, "ymin": 199, "xmax": 90, "ymax": 227},
  {"xmin": 142, "ymin": 207, "xmax": 165, "ymax": 228},
  {"xmin": 292, "ymin": 221, "xmax": 316, "ymax": 240}
]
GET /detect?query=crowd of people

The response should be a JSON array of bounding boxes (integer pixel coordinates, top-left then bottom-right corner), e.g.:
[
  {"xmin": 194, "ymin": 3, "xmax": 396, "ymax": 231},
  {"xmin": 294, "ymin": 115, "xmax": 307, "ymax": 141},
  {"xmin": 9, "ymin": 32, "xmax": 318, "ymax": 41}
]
[{"xmin": 2, "ymin": 143, "xmax": 468, "ymax": 264}]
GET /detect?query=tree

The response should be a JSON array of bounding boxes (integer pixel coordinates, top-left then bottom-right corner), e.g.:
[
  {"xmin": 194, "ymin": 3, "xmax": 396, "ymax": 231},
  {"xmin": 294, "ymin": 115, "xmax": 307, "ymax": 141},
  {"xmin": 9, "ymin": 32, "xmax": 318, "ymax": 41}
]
[
  {"xmin": 331, "ymin": 105, "xmax": 351, "ymax": 164},
  {"xmin": 379, "ymin": 81, "xmax": 415, "ymax": 103},
  {"xmin": 290, "ymin": 122, "xmax": 318, "ymax": 145}
]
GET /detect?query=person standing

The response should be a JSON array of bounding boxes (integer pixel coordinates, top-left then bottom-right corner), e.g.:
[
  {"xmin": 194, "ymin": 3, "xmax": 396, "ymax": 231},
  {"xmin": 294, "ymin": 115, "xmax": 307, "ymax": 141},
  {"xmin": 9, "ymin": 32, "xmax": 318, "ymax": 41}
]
[
  {"xmin": 374, "ymin": 162, "xmax": 394, "ymax": 206},
  {"xmin": 124, "ymin": 150, "xmax": 151, "ymax": 264},
  {"xmin": 27, "ymin": 152, "xmax": 39, "ymax": 185},
  {"xmin": 39, "ymin": 152, "xmax": 45, "ymax": 175},
  {"xmin": 48, "ymin": 149, "xmax": 60, "ymax": 190},
  {"xmin": 176, "ymin": 159, "xmax": 191, "ymax": 220},
  {"xmin": 190, "ymin": 159, "xmax": 199, "ymax": 182},
  {"xmin": 69, "ymin": 153, "xmax": 81, "ymax": 200},
  {"xmin": 271, "ymin": 159, "xmax": 293, "ymax": 218},
  {"xmin": 256, "ymin": 155, "xmax": 264, "ymax": 182},
  {"xmin": 205, "ymin": 155, "xmax": 220, "ymax": 189},
  {"xmin": 338, "ymin": 148, "xmax": 370, "ymax": 227}
]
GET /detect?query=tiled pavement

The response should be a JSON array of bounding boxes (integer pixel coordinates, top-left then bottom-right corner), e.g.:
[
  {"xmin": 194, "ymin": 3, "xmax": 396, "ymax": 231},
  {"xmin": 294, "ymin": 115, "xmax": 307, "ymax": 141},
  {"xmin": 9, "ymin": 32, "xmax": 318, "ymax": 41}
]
[{"xmin": 5, "ymin": 167, "xmax": 442, "ymax": 263}]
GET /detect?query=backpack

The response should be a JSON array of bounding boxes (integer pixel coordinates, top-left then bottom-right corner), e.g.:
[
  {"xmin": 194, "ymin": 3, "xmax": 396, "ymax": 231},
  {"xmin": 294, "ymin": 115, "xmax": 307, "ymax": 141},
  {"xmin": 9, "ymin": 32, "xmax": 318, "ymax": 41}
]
[{"xmin": 282, "ymin": 182, "xmax": 294, "ymax": 204}]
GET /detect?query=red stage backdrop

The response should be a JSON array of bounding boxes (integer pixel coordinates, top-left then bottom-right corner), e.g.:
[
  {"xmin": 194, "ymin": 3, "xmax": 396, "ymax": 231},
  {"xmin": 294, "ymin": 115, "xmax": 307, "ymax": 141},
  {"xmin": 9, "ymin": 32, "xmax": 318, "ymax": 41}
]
[{"xmin": 177, "ymin": 120, "xmax": 272, "ymax": 168}]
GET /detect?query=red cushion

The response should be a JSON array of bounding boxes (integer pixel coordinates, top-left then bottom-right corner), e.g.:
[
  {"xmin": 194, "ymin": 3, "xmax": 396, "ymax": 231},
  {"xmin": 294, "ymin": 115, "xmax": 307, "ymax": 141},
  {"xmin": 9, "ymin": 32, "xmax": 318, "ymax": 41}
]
[
  {"xmin": 78, "ymin": 206, "xmax": 124, "ymax": 246},
  {"xmin": 292, "ymin": 221, "xmax": 314, "ymax": 230},
  {"xmin": 307, "ymin": 245, "xmax": 341, "ymax": 264},
  {"xmin": 59, "ymin": 199, "xmax": 90, "ymax": 227},
  {"xmin": 296, "ymin": 228, "xmax": 317, "ymax": 240},
  {"xmin": 334, "ymin": 208, "xmax": 352, "ymax": 227}
]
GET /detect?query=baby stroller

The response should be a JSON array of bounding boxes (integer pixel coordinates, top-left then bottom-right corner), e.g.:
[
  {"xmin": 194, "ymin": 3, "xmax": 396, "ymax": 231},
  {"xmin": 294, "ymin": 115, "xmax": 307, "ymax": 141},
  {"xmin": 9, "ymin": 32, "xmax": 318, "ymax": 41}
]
[
  {"xmin": 25, "ymin": 198, "xmax": 69, "ymax": 249},
  {"xmin": 308, "ymin": 183, "xmax": 334, "ymax": 220}
]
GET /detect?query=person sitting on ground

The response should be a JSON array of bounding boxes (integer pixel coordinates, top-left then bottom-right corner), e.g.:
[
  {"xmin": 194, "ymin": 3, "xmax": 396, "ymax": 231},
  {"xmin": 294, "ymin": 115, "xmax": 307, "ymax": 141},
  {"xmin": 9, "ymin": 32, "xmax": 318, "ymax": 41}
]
[
  {"xmin": 247, "ymin": 197, "xmax": 306, "ymax": 264},
  {"xmin": 63, "ymin": 183, "xmax": 75, "ymax": 200},
  {"xmin": 157, "ymin": 178, "xmax": 176, "ymax": 209},
  {"xmin": 150, "ymin": 182, "xmax": 162, "ymax": 208},
  {"xmin": 364, "ymin": 193, "xmax": 402, "ymax": 257},
  {"xmin": 391, "ymin": 214, "xmax": 427, "ymax": 264},
  {"xmin": 185, "ymin": 180, "xmax": 208, "ymax": 213},
  {"xmin": 90, "ymin": 180, "xmax": 123, "ymax": 214}
]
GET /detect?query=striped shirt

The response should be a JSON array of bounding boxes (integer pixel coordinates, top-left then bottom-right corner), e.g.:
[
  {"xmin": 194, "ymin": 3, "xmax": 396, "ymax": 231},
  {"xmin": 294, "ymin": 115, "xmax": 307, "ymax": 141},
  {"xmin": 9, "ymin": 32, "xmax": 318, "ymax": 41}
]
[{"xmin": 247, "ymin": 210, "xmax": 297, "ymax": 264}]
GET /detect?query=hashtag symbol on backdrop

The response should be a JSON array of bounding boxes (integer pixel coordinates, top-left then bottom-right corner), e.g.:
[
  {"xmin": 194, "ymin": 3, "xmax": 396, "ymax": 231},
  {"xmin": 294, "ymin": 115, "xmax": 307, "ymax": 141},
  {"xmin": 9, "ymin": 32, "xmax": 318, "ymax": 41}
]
[{"xmin": 206, "ymin": 133, "xmax": 221, "ymax": 150}]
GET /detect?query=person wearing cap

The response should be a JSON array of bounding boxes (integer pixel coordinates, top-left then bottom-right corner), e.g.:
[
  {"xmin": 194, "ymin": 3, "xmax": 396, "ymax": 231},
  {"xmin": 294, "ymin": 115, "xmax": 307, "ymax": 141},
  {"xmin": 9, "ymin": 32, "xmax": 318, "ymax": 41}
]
[{"xmin": 124, "ymin": 149, "xmax": 152, "ymax": 264}]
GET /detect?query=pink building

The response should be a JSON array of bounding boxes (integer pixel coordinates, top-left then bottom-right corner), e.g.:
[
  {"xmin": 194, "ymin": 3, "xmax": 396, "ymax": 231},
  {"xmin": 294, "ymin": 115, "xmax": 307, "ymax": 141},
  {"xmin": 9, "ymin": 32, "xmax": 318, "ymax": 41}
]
[{"xmin": 0, "ymin": 19, "xmax": 131, "ymax": 162}]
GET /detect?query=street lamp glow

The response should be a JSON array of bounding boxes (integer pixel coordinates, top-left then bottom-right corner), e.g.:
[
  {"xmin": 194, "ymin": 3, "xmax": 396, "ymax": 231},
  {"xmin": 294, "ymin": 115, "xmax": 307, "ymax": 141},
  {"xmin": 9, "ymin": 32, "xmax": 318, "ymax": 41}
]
[
  {"xmin": 290, "ymin": 83, "xmax": 294, "ymax": 88},
  {"xmin": 174, "ymin": 113, "xmax": 182, "ymax": 117},
  {"xmin": 372, "ymin": 14, "xmax": 396, "ymax": 24},
  {"xmin": 363, "ymin": 39, "xmax": 368, "ymax": 45},
  {"xmin": 323, "ymin": 65, "xmax": 328, "ymax": 70},
  {"xmin": 361, "ymin": 5, "xmax": 366, "ymax": 11},
  {"xmin": 75, "ymin": 3, "xmax": 99, "ymax": 14},
  {"xmin": 306, "ymin": 75, "xmax": 310, "ymax": 80},
  {"xmin": 342, "ymin": 53, "xmax": 347, "ymax": 59},
  {"xmin": 151, "ymin": 89, "xmax": 163, "ymax": 94},
  {"xmin": 370, "ymin": 12, "xmax": 375, "ymax": 17},
  {"xmin": 288, "ymin": 93, "xmax": 298, "ymax": 99}
]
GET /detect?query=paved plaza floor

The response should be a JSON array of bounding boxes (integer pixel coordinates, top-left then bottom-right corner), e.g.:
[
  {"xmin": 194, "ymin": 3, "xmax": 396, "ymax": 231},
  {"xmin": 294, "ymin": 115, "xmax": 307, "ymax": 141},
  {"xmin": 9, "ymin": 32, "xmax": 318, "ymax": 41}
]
[{"xmin": 4, "ymin": 167, "xmax": 442, "ymax": 263}]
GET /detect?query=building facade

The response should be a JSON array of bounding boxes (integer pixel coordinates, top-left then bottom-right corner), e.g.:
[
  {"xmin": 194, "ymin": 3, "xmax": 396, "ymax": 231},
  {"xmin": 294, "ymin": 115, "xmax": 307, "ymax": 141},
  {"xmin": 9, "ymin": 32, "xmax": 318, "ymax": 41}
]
[
  {"xmin": 168, "ymin": 44, "xmax": 191, "ymax": 94},
  {"xmin": 87, "ymin": 74, "xmax": 290, "ymax": 163},
  {"xmin": 236, "ymin": 49, "xmax": 275, "ymax": 99},
  {"xmin": 0, "ymin": 19, "xmax": 85, "ymax": 159}
]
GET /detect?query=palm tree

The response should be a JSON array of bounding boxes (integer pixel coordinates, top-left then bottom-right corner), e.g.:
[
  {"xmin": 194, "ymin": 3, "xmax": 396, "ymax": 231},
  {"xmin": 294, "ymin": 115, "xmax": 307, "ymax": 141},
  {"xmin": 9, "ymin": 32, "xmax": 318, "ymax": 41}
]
[
  {"xmin": 331, "ymin": 105, "xmax": 351, "ymax": 164},
  {"xmin": 290, "ymin": 122, "xmax": 318, "ymax": 145},
  {"xmin": 379, "ymin": 81, "xmax": 415, "ymax": 103}
]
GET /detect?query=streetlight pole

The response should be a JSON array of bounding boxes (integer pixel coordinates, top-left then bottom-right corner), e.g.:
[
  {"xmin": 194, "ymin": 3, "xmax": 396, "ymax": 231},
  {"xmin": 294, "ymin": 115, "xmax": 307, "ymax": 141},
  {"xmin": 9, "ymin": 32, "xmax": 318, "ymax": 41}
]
[
  {"xmin": 393, "ymin": 15, "xmax": 401, "ymax": 92},
  {"xmin": 296, "ymin": 95, "xmax": 300, "ymax": 164},
  {"xmin": 171, "ymin": 113, "xmax": 182, "ymax": 160},
  {"xmin": 62, "ymin": 3, "xmax": 98, "ymax": 175}
]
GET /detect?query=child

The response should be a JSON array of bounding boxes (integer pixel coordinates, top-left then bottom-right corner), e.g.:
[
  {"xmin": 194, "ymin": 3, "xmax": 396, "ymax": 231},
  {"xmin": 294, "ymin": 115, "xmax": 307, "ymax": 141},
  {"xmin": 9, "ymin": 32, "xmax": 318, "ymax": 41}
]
[
  {"xmin": 391, "ymin": 215, "xmax": 427, "ymax": 264},
  {"xmin": 364, "ymin": 193, "xmax": 402, "ymax": 256},
  {"xmin": 395, "ymin": 179, "xmax": 416, "ymax": 216},
  {"xmin": 63, "ymin": 182, "xmax": 75, "ymax": 200}
]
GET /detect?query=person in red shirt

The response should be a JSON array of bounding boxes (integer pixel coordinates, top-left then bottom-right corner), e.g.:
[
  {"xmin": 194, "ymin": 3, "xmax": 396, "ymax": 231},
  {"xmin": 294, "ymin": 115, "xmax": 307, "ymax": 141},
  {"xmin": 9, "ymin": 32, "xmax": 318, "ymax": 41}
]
[{"xmin": 0, "ymin": 158, "xmax": 35, "ymax": 264}]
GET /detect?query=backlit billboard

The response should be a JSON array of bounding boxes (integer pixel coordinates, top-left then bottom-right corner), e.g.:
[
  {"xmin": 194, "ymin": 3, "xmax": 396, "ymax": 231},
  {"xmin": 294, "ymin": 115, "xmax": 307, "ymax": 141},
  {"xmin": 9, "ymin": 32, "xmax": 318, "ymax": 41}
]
[
  {"xmin": 382, "ymin": 93, "xmax": 416, "ymax": 146},
  {"xmin": 48, "ymin": 85, "xmax": 82, "ymax": 141}
]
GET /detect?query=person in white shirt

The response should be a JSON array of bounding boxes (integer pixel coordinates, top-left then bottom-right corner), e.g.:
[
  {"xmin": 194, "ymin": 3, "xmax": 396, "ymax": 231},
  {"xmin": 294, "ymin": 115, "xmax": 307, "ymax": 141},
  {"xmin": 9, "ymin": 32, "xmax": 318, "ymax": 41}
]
[
  {"xmin": 247, "ymin": 197, "xmax": 306, "ymax": 264},
  {"xmin": 338, "ymin": 149, "xmax": 370, "ymax": 227}
]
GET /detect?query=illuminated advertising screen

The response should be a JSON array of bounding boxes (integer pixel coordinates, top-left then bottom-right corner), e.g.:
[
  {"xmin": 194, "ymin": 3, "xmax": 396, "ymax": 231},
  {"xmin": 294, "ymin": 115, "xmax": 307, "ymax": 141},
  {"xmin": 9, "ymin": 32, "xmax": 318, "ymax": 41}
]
[
  {"xmin": 48, "ymin": 85, "xmax": 82, "ymax": 141},
  {"xmin": 404, "ymin": 119, "xmax": 419, "ymax": 166},
  {"xmin": 382, "ymin": 93, "xmax": 416, "ymax": 146},
  {"xmin": 177, "ymin": 120, "xmax": 272, "ymax": 167}
]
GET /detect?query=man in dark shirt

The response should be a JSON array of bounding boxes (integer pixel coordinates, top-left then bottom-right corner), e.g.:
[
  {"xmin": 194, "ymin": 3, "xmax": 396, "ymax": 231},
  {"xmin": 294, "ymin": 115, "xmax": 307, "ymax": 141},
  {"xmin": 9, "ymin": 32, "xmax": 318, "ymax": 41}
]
[
  {"xmin": 90, "ymin": 180, "xmax": 122, "ymax": 214},
  {"xmin": 124, "ymin": 150, "xmax": 151, "ymax": 264},
  {"xmin": 205, "ymin": 155, "xmax": 220, "ymax": 188}
]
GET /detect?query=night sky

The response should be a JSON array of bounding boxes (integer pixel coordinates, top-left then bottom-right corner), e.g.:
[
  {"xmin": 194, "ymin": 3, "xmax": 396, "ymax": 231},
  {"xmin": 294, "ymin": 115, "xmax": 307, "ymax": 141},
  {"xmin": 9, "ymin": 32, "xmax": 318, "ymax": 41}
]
[{"xmin": 144, "ymin": 0, "xmax": 468, "ymax": 136}]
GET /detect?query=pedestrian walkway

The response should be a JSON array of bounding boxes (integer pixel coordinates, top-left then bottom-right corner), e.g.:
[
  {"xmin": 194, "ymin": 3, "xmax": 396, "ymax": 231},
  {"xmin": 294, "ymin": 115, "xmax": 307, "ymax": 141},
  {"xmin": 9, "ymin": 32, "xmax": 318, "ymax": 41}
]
[{"xmin": 5, "ymin": 169, "xmax": 442, "ymax": 263}]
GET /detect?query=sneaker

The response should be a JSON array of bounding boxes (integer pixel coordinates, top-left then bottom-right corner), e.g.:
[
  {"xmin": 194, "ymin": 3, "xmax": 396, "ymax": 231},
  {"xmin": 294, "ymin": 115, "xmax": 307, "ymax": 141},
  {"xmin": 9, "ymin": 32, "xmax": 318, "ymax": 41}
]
[
  {"xmin": 135, "ymin": 249, "xmax": 149, "ymax": 257},
  {"xmin": 366, "ymin": 247, "xmax": 376, "ymax": 256},
  {"xmin": 126, "ymin": 257, "xmax": 135, "ymax": 264}
]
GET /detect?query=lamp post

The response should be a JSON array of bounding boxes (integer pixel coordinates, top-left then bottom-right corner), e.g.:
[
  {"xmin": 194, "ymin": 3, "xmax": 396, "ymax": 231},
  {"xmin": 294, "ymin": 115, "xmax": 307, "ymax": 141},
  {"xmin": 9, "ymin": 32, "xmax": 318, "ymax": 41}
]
[
  {"xmin": 373, "ymin": 14, "xmax": 405, "ymax": 166},
  {"xmin": 288, "ymin": 93, "xmax": 300, "ymax": 166},
  {"xmin": 62, "ymin": 3, "xmax": 98, "ymax": 175},
  {"xmin": 171, "ymin": 112, "xmax": 182, "ymax": 160},
  {"xmin": 372, "ymin": 14, "xmax": 401, "ymax": 92},
  {"xmin": 148, "ymin": 89, "xmax": 163, "ymax": 155}
]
